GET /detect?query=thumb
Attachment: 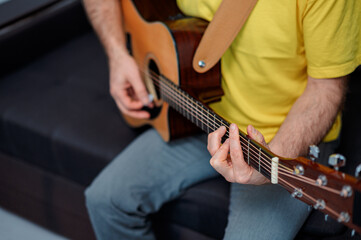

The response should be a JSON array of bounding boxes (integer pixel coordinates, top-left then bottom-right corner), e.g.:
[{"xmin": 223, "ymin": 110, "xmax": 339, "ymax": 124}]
[
  {"xmin": 132, "ymin": 73, "xmax": 149, "ymax": 105},
  {"xmin": 247, "ymin": 125, "xmax": 268, "ymax": 149}
]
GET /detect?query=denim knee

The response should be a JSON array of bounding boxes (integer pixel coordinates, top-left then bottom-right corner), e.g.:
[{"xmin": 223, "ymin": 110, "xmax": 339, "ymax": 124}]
[
  {"xmin": 84, "ymin": 183, "xmax": 105, "ymax": 213},
  {"xmin": 84, "ymin": 174, "xmax": 143, "ymax": 217}
]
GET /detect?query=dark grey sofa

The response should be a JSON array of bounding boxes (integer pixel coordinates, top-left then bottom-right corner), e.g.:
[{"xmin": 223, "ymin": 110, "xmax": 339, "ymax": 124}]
[{"xmin": 0, "ymin": 1, "xmax": 360, "ymax": 239}]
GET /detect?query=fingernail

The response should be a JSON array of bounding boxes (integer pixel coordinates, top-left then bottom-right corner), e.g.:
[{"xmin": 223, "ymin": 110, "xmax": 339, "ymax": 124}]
[{"xmin": 230, "ymin": 123, "xmax": 237, "ymax": 131}]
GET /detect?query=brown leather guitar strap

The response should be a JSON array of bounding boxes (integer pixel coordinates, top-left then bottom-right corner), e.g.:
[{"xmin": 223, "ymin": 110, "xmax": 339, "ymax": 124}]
[{"xmin": 193, "ymin": 0, "xmax": 258, "ymax": 73}]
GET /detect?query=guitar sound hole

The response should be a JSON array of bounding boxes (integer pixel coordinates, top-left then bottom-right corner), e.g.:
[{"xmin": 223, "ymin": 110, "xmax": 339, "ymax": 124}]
[
  {"xmin": 142, "ymin": 105, "xmax": 162, "ymax": 120},
  {"xmin": 148, "ymin": 59, "xmax": 161, "ymax": 98},
  {"xmin": 126, "ymin": 33, "xmax": 132, "ymax": 56},
  {"xmin": 145, "ymin": 59, "xmax": 162, "ymax": 120}
]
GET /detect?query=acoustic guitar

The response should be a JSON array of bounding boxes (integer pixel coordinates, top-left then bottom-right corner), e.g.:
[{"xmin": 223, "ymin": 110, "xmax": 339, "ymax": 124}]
[{"xmin": 121, "ymin": 0, "xmax": 361, "ymax": 234}]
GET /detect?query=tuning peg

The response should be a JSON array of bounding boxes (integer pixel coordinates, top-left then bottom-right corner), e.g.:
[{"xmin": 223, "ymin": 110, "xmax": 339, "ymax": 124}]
[
  {"xmin": 338, "ymin": 212, "xmax": 350, "ymax": 223},
  {"xmin": 308, "ymin": 205, "xmax": 312, "ymax": 212},
  {"xmin": 308, "ymin": 145, "xmax": 320, "ymax": 161},
  {"xmin": 356, "ymin": 164, "xmax": 361, "ymax": 178},
  {"xmin": 328, "ymin": 154, "xmax": 346, "ymax": 171}
]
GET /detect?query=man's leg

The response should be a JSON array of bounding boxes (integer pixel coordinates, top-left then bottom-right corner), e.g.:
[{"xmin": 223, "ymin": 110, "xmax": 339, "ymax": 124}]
[
  {"xmin": 223, "ymin": 140, "xmax": 339, "ymax": 240},
  {"xmin": 85, "ymin": 129, "xmax": 218, "ymax": 240},
  {"xmin": 224, "ymin": 183, "xmax": 310, "ymax": 240}
]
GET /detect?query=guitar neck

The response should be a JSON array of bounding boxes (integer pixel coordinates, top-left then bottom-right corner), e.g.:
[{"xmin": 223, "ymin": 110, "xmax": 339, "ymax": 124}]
[{"xmin": 158, "ymin": 75, "xmax": 275, "ymax": 180}]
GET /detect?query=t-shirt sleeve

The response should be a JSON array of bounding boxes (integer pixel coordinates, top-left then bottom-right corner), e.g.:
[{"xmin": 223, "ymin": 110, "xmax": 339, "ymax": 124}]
[{"xmin": 303, "ymin": 0, "xmax": 361, "ymax": 78}]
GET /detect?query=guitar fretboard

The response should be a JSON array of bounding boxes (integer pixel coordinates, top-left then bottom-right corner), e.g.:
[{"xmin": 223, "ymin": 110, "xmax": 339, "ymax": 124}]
[{"xmin": 157, "ymin": 75, "xmax": 274, "ymax": 179}]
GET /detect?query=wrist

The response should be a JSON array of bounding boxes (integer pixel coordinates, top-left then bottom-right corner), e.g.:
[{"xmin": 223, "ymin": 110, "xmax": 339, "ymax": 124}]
[{"xmin": 106, "ymin": 43, "xmax": 129, "ymax": 63}]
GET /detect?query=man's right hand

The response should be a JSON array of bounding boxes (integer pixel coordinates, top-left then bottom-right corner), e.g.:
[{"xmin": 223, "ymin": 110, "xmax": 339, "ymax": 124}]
[{"xmin": 109, "ymin": 51, "xmax": 151, "ymax": 119}]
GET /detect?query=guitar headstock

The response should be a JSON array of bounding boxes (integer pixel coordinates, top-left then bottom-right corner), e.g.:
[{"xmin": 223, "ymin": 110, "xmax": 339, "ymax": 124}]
[{"xmin": 277, "ymin": 153, "xmax": 361, "ymax": 234}]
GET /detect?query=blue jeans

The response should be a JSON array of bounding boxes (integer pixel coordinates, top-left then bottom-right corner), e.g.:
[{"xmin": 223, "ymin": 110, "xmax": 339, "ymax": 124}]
[{"xmin": 85, "ymin": 128, "xmax": 337, "ymax": 240}]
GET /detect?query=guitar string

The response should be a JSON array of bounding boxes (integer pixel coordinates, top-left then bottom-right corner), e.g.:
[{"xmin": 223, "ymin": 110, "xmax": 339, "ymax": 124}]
[
  {"xmin": 278, "ymin": 178, "xmax": 315, "ymax": 203},
  {"xmin": 275, "ymin": 177, "xmax": 343, "ymax": 220},
  {"xmin": 144, "ymin": 67, "xmax": 230, "ymax": 130},
  {"xmin": 276, "ymin": 163, "xmax": 342, "ymax": 194},
  {"xmin": 133, "ymin": 65, "xmax": 343, "ymax": 196},
  {"xmin": 277, "ymin": 167, "xmax": 341, "ymax": 195},
  {"xmin": 276, "ymin": 162, "xmax": 294, "ymax": 172}
]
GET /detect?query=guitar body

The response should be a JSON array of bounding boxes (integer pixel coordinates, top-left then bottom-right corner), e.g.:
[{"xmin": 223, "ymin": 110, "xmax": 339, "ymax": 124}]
[{"xmin": 121, "ymin": 0, "xmax": 222, "ymax": 141}]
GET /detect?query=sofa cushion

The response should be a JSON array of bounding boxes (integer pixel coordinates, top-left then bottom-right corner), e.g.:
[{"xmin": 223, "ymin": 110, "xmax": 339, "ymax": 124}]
[
  {"xmin": 0, "ymin": 0, "xmax": 91, "ymax": 77},
  {"xmin": 154, "ymin": 177, "xmax": 230, "ymax": 240},
  {"xmin": 0, "ymin": 32, "xmax": 144, "ymax": 185}
]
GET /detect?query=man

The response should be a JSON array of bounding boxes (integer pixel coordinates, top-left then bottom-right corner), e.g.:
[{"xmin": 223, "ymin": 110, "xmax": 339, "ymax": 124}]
[{"xmin": 83, "ymin": 0, "xmax": 361, "ymax": 239}]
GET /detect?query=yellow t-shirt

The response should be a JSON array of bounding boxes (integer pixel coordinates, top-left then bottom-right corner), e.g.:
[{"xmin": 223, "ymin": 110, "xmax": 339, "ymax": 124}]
[{"xmin": 177, "ymin": 0, "xmax": 361, "ymax": 143}]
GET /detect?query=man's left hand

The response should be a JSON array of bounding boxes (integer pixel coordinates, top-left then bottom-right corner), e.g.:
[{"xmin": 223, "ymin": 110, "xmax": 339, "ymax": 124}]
[{"xmin": 208, "ymin": 123, "xmax": 270, "ymax": 185}]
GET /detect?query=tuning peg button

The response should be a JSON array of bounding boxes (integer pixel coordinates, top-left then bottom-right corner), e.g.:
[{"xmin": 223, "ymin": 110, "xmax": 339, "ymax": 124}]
[
  {"xmin": 356, "ymin": 164, "xmax": 361, "ymax": 178},
  {"xmin": 328, "ymin": 154, "xmax": 346, "ymax": 171},
  {"xmin": 309, "ymin": 145, "xmax": 320, "ymax": 161},
  {"xmin": 293, "ymin": 164, "xmax": 304, "ymax": 175},
  {"xmin": 291, "ymin": 188, "xmax": 303, "ymax": 198},
  {"xmin": 338, "ymin": 212, "xmax": 350, "ymax": 223},
  {"xmin": 314, "ymin": 199, "xmax": 326, "ymax": 210},
  {"xmin": 316, "ymin": 175, "xmax": 327, "ymax": 186},
  {"xmin": 340, "ymin": 185, "xmax": 352, "ymax": 198}
]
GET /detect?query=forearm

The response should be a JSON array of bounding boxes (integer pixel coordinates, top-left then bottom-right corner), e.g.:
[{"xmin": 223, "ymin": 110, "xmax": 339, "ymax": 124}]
[
  {"xmin": 82, "ymin": 0, "xmax": 127, "ymax": 60},
  {"xmin": 270, "ymin": 76, "xmax": 347, "ymax": 158}
]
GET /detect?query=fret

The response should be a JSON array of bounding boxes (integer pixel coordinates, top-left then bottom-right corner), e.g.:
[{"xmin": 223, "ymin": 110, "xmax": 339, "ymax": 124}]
[
  {"xmin": 186, "ymin": 105, "xmax": 190, "ymax": 122},
  {"xmin": 213, "ymin": 113, "xmax": 216, "ymax": 132},
  {"xmin": 160, "ymin": 81, "xmax": 165, "ymax": 101},
  {"xmin": 201, "ymin": 116, "xmax": 206, "ymax": 131},
  {"xmin": 190, "ymin": 102, "xmax": 193, "ymax": 124},
  {"xmin": 195, "ymin": 105, "xmax": 199, "ymax": 127},
  {"xmin": 247, "ymin": 138, "xmax": 250, "ymax": 165},
  {"xmin": 193, "ymin": 103, "xmax": 196, "ymax": 125},
  {"xmin": 181, "ymin": 98, "xmax": 184, "ymax": 117},
  {"xmin": 176, "ymin": 98, "xmax": 179, "ymax": 113},
  {"xmin": 258, "ymin": 147, "xmax": 262, "ymax": 173},
  {"xmin": 206, "ymin": 109, "xmax": 210, "ymax": 134},
  {"xmin": 199, "ymin": 108, "xmax": 205, "ymax": 131}
]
